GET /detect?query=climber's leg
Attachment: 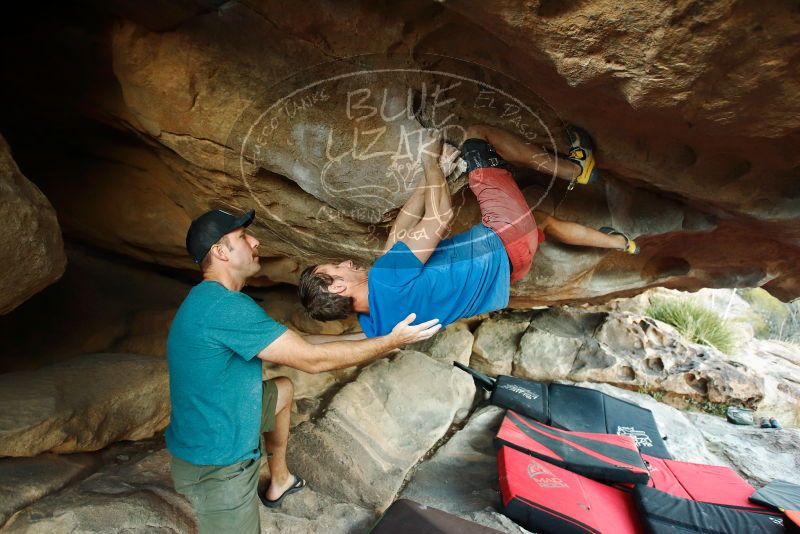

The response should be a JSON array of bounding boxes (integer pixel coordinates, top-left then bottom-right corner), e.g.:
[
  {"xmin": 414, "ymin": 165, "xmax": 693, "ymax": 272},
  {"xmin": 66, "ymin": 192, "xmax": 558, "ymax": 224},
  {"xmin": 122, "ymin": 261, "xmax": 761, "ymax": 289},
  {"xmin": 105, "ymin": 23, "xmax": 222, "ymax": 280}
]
[
  {"xmin": 534, "ymin": 212, "xmax": 638, "ymax": 253},
  {"xmin": 463, "ymin": 125, "xmax": 579, "ymax": 181},
  {"xmin": 462, "ymin": 124, "xmax": 600, "ymax": 185}
]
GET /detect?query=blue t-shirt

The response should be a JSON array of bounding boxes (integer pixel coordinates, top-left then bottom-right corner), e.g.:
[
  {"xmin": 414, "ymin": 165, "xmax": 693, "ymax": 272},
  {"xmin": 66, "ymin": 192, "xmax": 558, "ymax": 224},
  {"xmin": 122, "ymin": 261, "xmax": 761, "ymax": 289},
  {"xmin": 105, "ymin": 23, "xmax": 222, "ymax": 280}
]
[
  {"xmin": 166, "ymin": 281, "xmax": 287, "ymax": 466},
  {"xmin": 358, "ymin": 224, "xmax": 510, "ymax": 337}
]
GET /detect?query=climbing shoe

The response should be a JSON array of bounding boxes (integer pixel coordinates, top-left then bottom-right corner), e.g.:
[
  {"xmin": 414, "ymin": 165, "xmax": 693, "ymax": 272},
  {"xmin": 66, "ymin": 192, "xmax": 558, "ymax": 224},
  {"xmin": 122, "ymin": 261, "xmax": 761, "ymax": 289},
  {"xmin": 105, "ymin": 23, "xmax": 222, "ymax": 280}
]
[
  {"xmin": 760, "ymin": 417, "xmax": 772, "ymax": 429},
  {"xmin": 565, "ymin": 125, "xmax": 600, "ymax": 187},
  {"xmin": 769, "ymin": 417, "xmax": 782, "ymax": 429},
  {"xmin": 599, "ymin": 226, "xmax": 640, "ymax": 255}
]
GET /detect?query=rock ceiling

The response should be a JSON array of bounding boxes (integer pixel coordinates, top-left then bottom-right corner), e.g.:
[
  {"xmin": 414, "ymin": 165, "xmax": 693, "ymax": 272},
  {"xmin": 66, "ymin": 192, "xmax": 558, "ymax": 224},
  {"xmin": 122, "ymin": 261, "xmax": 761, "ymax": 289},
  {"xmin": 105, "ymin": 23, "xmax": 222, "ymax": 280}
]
[{"xmin": 1, "ymin": 0, "xmax": 798, "ymax": 309}]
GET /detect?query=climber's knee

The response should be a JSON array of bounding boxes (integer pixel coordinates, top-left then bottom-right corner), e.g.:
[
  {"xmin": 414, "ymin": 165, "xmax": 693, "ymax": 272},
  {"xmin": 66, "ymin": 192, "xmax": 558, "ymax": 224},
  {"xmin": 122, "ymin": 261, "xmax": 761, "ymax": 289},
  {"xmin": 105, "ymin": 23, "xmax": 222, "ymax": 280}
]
[
  {"xmin": 464, "ymin": 125, "xmax": 488, "ymax": 142},
  {"xmin": 532, "ymin": 210, "xmax": 553, "ymax": 230}
]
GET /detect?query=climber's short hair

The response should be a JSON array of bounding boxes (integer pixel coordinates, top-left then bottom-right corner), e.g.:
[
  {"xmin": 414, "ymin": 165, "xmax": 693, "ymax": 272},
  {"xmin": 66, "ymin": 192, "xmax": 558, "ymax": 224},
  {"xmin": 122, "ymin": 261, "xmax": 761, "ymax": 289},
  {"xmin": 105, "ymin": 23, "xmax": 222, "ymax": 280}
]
[{"xmin": 298, "ymin": 265, "xmax": 354, "ymax": 321}]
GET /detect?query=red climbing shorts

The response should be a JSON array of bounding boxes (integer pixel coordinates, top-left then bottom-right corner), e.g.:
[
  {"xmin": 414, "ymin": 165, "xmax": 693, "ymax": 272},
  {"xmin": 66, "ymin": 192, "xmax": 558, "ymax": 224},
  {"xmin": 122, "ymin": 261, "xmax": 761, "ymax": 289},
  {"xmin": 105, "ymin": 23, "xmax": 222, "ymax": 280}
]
[
  {"xmin": 463, "ymin": 138, "xmax": 544, "ymax": 282},
  {"xmin": 468, "ymin": 165, "xmax": 544, "ymax": 283}
]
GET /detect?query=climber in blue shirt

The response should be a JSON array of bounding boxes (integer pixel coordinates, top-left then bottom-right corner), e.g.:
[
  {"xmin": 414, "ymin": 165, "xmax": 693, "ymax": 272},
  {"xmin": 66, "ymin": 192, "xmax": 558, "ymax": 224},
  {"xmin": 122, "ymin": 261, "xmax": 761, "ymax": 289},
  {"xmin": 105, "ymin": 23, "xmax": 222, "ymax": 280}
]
[{"xmin": 299, "ymin": 124, "xmax": 640, "ymax": 337}]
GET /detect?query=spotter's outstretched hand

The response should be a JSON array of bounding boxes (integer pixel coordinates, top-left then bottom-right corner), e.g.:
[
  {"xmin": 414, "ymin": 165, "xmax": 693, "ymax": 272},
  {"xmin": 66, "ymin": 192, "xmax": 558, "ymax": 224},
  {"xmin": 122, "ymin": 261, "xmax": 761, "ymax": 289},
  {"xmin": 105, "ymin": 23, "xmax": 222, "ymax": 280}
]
[{"xmin": 390, "ymin": 313, "xmax": 441, "ymax": 345}]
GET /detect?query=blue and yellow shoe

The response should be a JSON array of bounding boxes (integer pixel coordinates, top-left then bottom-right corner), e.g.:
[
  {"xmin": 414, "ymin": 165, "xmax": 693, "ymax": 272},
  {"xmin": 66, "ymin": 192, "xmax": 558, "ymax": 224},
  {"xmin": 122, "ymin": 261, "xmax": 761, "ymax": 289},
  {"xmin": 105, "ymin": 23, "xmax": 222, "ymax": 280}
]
[
  {"xmin": 565, "ymin": 125, "xmax": 600, "ymax": 186},
  {"xmin": 599, "ymin": 226, "xmax": 640, "ymax": 255}
]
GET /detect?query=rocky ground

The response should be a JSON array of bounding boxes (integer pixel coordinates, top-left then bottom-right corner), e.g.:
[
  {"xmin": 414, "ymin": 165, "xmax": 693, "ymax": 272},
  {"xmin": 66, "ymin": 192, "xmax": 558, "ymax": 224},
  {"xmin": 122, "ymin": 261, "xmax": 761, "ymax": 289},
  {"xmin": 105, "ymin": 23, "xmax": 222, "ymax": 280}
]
[
  {"xmin": 1, "ymin": 251, "xmax": 797, "ymax": 532},
  {"xmin": 1, "ymin": 352, "xmax": 796, "ymax": 533}
]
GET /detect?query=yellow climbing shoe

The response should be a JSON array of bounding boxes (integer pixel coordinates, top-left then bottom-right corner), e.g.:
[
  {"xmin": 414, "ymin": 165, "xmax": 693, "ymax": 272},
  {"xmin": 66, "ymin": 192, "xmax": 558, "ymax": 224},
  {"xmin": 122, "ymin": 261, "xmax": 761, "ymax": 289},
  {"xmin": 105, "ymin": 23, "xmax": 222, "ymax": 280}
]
[
  {"xmin": 599, "ymin": 226, "xmax": 640, "ymax": 255},
  {"xmin": 566, "ymin": 125, "xmax": 600, "ymax": 186}
]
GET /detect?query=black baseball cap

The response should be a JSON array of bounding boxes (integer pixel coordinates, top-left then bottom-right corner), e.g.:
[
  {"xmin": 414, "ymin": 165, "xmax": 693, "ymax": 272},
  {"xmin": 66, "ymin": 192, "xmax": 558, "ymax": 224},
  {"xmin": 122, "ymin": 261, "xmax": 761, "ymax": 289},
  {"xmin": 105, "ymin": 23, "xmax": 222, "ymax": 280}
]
[{"xmin": 186, "ymin": 209, "xmax": 255, "ymax": 264}]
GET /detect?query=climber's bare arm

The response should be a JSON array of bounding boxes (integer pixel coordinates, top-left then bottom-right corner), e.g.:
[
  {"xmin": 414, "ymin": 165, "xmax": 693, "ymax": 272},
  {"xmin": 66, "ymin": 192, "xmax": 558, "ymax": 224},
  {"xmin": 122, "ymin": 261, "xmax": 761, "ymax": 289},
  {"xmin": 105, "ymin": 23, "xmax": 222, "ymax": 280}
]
[
  {"xmin": 383, "ymin": 177, "xmax": 426, "ymax": 253},
  {"xmin": 401, "ymin": 130, "xmax": 453, "ymax": 264},
  {"xmin": 383, "ymin": 131, "xmax": 462, "ymax": 254}
]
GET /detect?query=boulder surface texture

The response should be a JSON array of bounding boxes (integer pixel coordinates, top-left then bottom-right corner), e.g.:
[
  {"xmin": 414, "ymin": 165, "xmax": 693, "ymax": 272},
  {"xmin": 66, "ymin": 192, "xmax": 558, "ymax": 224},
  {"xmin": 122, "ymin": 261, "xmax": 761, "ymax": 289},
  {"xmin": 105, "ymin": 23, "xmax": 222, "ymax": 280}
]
[
  {"xmin": 0, "ymin": 134, "xmax": 64, "ymax": 314},
  {"xmin": 0, "ymin": 1, "xmax": 797, "ymax": 301},
  {"xmin": 0, "ymin": 354, "xmax": 169, "ymax": 457}
]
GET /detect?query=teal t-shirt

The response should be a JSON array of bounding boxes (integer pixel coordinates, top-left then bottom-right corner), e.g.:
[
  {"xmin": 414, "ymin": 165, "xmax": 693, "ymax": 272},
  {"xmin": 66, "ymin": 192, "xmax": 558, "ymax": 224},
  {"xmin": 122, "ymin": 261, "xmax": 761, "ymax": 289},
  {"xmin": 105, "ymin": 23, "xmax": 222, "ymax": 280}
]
[
  {"xmin": 165, "ymin": 281, "xmax": 287, "ymax": 466},
  {"xmin": 358, "ymin": 224, "xmax": 510, "ymax": 337}
]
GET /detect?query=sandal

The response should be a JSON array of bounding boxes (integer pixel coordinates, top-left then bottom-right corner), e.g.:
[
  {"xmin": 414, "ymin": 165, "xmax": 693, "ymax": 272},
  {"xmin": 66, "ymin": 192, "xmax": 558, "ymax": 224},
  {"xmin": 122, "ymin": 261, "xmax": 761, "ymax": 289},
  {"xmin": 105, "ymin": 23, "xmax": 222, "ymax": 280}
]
[
  {"xmin": 599, "ymin": 227, "xmax": 640, "ymax": 255},
  {"xmin": 565, "ymin": 125, "xmax": 600, "ymax": 187},
  {"xmin": 261, "ymin": 475, "xmax": 306, "ymax": 508}
]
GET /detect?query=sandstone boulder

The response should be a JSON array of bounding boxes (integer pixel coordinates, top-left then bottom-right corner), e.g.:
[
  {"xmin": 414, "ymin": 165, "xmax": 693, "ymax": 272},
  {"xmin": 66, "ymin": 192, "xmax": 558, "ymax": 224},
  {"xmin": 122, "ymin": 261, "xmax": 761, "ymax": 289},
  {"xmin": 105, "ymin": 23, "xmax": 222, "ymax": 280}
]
[
  {"xmin": 258, "ymin": 485, "xmax": 374, "ymax": 534},
  {"xmin": 409, "ymin": 320, "xmax": 475, "ymax": 366},
  {"xmin": 471, "ymin": 311, "xmax": 532, "ymax": 376},
  {"xmin": 0, "ymin": 453, "xmax": 97, "ymax": 527},
  {"xmin": 591, "ymin": 313, "xmax": 764, "ymax": 406},
  {"xmin": 0, "ymin": 134, "xmax": 65, "ymax": 315},
  {"xmin": 401, "ymin": 406, "xmax": 504, "ymax": 513},
  {"xmin": 687, "ymin": 412, "xmax": 800, "ymax": 486},
  {"xmin": 0, "ymin": 354, "xmax": 169, "ymax": 456},
  {"xmin": 401, "ymin": 406, "xmax": 532, "ymax": 533},
  {"xmin": 596, "ymin": 287, "xmax": 759, "ymax": 343},
  {"xmin": 287, "ymin": 351, "xmax": 474, "ymax": 509},
  {"xmin": 727, "ymin": 339, "xmax": 800, "ymax": 428},
  {"xmin": 513, "ymin": 308, "xmax": 592, "ymax": 381},
  {"xmin": 0, "ymin": 244, "xmax": 192, "ymax": 375},
  {"xmin": 1, "ymin": 450, "xmax": 194, "ymax": 533},
  {"xmin": 443, "ymin": 0, "xmax": 800, "ymax": 221},
  {"xmin": 111, "ymin": 308, "xmax": 175, "ymax": 357},
  {"xmin": 508, "ymin": 308, "xmax": 765, "ymax": 408}
]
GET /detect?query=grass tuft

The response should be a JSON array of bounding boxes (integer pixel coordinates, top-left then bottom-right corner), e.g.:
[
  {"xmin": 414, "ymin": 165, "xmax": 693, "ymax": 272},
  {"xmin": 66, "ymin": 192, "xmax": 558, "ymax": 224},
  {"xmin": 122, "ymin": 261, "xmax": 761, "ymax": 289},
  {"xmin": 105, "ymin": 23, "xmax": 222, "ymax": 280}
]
[
  {"xmin": 685, "ymin": 399, "xmax": 729, "ymax": 417},
  {"xmin": 647, "ymin": 296, "xmax": 739, "ymax": 354}
]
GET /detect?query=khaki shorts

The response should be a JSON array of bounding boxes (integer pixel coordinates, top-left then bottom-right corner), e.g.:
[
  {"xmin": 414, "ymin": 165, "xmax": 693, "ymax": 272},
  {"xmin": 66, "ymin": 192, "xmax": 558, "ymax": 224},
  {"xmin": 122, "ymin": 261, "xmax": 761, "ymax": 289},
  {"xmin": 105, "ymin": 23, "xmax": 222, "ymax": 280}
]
[
  {"xmin": 260, "ymin": 378, "xmax": 279, "ymax": 435},
  {"xmin": 171, "ymin": 379, "xmax": 279, "ymax": 534}
]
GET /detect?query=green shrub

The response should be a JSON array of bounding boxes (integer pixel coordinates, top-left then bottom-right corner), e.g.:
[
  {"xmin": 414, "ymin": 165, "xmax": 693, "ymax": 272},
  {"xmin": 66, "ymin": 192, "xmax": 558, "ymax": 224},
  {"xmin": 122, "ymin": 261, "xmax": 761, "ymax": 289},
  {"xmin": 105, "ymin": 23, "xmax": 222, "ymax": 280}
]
[
  {"xmin": 685, "ymin": 399, "xmax": 729, "ymax": 417},
  {"xmin": 637, "ymin": 387, "xmax": 665, "ymax": 404},
  {"xmin": 647, "ymin": 296, "xmax": 739, "ymax": 354}
]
